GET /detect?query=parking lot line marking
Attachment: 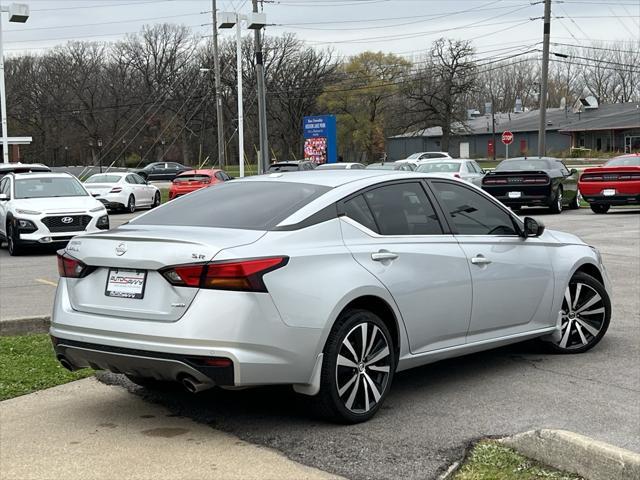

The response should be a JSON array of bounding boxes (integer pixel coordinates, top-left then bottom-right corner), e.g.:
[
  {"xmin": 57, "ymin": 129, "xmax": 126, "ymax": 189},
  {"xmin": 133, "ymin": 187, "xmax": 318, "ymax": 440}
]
[{"xmin": 35, "ymin": 278, "xmax": 58, "ymax": 287}]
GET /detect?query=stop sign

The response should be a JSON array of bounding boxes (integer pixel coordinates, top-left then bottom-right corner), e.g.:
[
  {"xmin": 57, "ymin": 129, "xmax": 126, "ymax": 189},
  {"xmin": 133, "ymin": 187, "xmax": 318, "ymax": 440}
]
[{"xmin": 501, "ymin": 131, "xmax": 514, "ymax": 145}]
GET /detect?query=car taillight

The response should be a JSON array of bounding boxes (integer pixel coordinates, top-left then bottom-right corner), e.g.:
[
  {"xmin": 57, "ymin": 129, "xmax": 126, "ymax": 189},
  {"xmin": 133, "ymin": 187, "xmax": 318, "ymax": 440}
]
[
  {"xmin": 161, "ymin": 257, "xmax": 289, "ymax": 292},
  {"xmin": 110, "ymin": 187, "xmax": 122, "ymax": 193},
  {"xmin": 483, "ymin": 178, "xmax": 507, "ymax": 184},
  {"xmin": 57, "ymin": 251, "xmax": 91, "ymax": 278}
]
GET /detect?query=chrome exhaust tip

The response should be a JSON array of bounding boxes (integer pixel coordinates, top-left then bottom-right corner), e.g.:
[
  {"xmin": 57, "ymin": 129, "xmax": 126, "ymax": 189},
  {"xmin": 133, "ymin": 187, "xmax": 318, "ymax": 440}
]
[
  {"xmin": 181, "ymin": 376, "xmax": 212, "ymax": 394},
  {"xmin": 57, "ymin": 355, "xmax": 74, "ymax": 371}
]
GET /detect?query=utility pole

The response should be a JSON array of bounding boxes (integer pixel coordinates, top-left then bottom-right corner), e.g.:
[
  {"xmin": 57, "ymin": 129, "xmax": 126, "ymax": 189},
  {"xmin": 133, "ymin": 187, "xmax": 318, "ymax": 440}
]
[
  {"xmin": 252, "ymin": 0, "xmax": 269, "ymax": 173},
  {"xmin": 491, "ymin": 103, "xmax": 496, "ymax": 162},
  {"xmin": 211, "ymin": 0, "xmax": 225, "ymax": 167},
  {"xmin": 537, "ymin": 0, "xmax": 551, "ymax": 157}
]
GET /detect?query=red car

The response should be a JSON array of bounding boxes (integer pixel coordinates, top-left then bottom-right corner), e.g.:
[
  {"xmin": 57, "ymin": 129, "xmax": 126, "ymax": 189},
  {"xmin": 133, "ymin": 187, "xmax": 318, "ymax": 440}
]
[
  {"xmin": 579, "ymin": 154, "xmax": 640, "ymax": 213},
  {"xmin": 168, "ymin": 169, "xmax": 231, "ymax": 200}
]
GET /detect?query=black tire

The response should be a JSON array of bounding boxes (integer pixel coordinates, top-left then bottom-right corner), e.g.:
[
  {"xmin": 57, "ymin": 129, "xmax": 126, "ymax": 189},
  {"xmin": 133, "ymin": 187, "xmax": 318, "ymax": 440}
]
[
  {"xmin": 7, "ymin": 223, "xmax": 24, "ymax": 256},
  {"xmin": 313, "ymin": 309, "xmax": 396, "ymax": 424},
  {"xmin": 545, "ymin": 272, "xmax": 611, "ymax": 354},
  {"xmin": 151, "ymin": 191, "xmax": 161, "ymax": 208},
  {"xmin": 125, "ymin": 374, "xmax": 182, "ymax": 392},
  {"xmin": 127, "ymin": 195, "xmax": 136, "ymax": 213},
  {"xmin": 568, "ymin": 189, "xmax": 581, "ymax": 210},
  {"xmin": 549, "ymin": 186, "xmax": 563, "ymax": 214},
  {"xmin": 590, "ymin": 204, "xmax": 610, "ymax": 214}
]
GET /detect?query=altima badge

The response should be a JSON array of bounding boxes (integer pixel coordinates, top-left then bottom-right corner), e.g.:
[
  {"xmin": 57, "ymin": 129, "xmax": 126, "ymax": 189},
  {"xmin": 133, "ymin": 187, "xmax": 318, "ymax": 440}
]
[{"xmin": 115, "ymin": 242, "xmax": 127, "ymax": 256}]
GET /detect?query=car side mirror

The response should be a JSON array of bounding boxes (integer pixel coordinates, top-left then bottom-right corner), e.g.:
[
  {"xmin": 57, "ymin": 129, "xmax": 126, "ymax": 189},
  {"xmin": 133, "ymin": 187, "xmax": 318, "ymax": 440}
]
[
  {"xmin": 0, "ymin": 193, "xmax": 7, "ymax": 201},
  {"xmin": 523, "ymin": 217, "xmax": 545, "ymax": 238},
  {"xmin": 570, "ymin": 168, "xmax": 578, "ymax": 175}
]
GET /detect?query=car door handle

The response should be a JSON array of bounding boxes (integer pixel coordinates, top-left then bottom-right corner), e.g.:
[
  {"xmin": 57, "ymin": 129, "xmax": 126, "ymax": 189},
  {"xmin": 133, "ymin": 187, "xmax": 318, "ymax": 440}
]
[
  {"xmin": 371, "ymin": 251, "xmax": 398, "ymax": 262},
  {"xmin": 471, "ymin": 256, "xmax": 492, "ymax": 265}
]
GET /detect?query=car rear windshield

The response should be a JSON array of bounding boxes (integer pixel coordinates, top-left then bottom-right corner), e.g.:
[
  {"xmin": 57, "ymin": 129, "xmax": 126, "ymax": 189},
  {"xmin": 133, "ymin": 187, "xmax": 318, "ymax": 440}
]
[
  {"xmin": 417, "ymin": 162, "xmax": 461, "ymax": 173},
  {"xmin": 495, "ymin": 159, "xmax": 551, "ymax": 171},
  {"xmin": 173, "ymin": 174, "xmax": 211, "ymax": 183},
  {"xmin": 606, "ymin": 156, "xmax": 640, "ymax": 167},
  {"xmin": 15, "ymin": 177, "xmax": 88, "ymax": 199},
  {"xmin": 131, "ymin": 181, "xmax": 331, "ymax": 230},
  {"xmin": 85, "ymin": 175, "xmax": 122, "ymax": 184}
]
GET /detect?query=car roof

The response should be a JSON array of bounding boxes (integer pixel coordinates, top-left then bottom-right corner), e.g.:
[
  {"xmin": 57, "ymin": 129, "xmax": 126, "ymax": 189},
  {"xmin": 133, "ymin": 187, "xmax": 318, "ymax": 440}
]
[
  {"xmin": 239, "ymin": 169, "xmax": 425, "ymax": 188},
  {"xmin": 12, "ymin": 172, "xmax": 75, "ymax": 179},
  {"xmin": 0, "ymin": 162, "xmax": 50, "ymax": 171},
  {"xmin": 88, "ymin": 172, "xmax": 128, "ymax": 178}
]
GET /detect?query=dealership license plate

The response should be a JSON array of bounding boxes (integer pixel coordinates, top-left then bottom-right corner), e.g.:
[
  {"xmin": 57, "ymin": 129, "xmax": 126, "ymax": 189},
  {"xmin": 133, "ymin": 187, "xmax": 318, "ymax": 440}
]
[
  {"xmin": 603, "ymin": 189, "xmax": 616, "ymax": 196},
  {"xmin": 508, "ymin": 191, "xmax": 522, "ymax": 199},
  {"xmin": 105, "ymin": 269, "xmax": 147, "ymax": 299}
]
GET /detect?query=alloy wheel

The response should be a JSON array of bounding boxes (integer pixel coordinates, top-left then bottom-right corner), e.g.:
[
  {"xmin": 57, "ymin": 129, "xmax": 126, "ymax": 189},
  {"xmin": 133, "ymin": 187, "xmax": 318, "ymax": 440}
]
[
  {"xmin": 556, "ymin": 281, "xmax": 606, "ymax": 350},
  {"xmin": 335, "ymin": 322, "xmax": 391, "ymax": 414},
  {"xmin": 128, "ymin": 196, "xmax": 136, "ymax": 213},
  {"xmin": 557, "ymin": 189, "xmax": 563, "ymax": 212}
]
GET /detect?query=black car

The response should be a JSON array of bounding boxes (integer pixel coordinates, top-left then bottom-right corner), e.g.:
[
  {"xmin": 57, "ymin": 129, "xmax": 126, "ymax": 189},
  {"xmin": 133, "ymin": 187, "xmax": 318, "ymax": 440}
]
[
  {"xmin": 267, "ymin": 161, "xmax": 316, "ymax": 173},
  {"xmin": 133, "ymin": 162, "xmax": 191, "ymax": 181},
  {"xmin": 482, "ymin": 157, "xmax": 579, "ymax": 213}
]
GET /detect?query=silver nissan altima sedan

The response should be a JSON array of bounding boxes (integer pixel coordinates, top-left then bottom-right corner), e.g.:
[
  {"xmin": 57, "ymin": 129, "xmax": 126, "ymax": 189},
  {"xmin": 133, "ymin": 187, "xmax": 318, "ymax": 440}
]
[{"xmin": 51, "ymin": 170, "xmax": 612, "ymax": 423}]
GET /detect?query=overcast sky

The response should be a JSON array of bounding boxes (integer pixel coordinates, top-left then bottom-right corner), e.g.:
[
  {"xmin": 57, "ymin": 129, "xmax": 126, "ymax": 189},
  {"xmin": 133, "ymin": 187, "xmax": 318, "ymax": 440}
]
[{"xmin": 3, "ymin": 0, "xmax": 639, "ymax": 59}]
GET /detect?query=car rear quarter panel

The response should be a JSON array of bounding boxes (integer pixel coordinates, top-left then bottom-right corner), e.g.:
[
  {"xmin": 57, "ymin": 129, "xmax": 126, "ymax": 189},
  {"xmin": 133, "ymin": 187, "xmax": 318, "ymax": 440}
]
[{"xmin": 215, "ymin": 218, "xmax": 410, "ymax": 360}]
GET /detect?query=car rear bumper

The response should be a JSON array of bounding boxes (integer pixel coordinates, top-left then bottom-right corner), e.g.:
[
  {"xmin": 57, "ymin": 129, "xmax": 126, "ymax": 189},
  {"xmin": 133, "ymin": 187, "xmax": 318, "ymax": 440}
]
[
  {"xmin": 50, "ymin": 279, "xmax": 323, "ymax": 387},
  {"xmin": 492, "ymin": 194, "xmax": 552, "ymax": 206},
  {"xmin": 582, "ymin": 193, "xmax": 640, "ymax": 206},
  {"xmin": 51, "ymin": 337, "xmax": 234, "ymax": 386}
]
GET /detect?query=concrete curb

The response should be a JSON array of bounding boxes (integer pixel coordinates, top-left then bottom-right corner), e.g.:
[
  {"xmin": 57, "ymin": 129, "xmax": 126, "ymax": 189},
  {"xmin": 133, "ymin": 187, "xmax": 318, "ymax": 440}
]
[
  {"xmin": 0, "ymin": 315, "xmax": 50, "ymax": 336},
  {"xmin": 500, "ymin": 429, "xmax": 640, "ymax": 480}
]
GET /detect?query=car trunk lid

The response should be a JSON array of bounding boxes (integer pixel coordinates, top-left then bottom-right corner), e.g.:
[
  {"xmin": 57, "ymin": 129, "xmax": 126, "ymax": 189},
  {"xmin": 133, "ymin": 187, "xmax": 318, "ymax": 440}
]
[{"xmin": 63, "ymin": 225, "xmax": 266, "ymax": 322}]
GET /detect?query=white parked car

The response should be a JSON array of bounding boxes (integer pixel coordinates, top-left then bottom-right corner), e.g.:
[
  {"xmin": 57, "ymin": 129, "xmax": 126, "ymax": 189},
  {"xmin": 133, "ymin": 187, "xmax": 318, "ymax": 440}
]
[
  {"xmin": 0, "ymin": 172, "xmax": 109, "ymax": 255},
  {"xmin": 51, "ymin": 171, "xmax": 611, "ymax": 423},
  {"xmin": 416, "ymin": 159, "xmax": 486, "ymax": 186},
  {"xmin": 84, "ymin": 172, "xmax": 160, "ymax": 213},
  {"xmin": 397, "ymin": 152, "xmax": 453, "ymax": 165},
  {"xmin": 316, "ymin": 162, "xmax": 365, "ymax": 170}
]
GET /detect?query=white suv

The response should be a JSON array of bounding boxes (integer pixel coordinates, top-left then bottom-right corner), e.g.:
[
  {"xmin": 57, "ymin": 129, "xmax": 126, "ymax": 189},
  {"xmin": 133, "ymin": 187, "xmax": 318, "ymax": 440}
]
[{"xmin": 0, "ymin": 172, "xmax": 109, "ymax": 255}]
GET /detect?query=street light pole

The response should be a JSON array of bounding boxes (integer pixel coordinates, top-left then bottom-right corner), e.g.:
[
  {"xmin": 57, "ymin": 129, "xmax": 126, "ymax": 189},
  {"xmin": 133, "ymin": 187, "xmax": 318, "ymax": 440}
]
[
  {"xmin": 235, "ymin": 14, "xmax": 244, "ymax": 178},
  {"xmin": 211, "ymin": 0, "xmax": 225, "ymax": 168},
  {"xmin": 252, "ymin": 0, "xmax": 268, "ymax": 174},
  {"xmin": 0, "ymin": 3, "xmax": 30, "ymax": 164}
]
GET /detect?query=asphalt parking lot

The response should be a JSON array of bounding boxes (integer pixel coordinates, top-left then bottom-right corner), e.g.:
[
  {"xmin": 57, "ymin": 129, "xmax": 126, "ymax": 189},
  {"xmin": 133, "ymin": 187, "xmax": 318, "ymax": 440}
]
[
  {"xmin": 1, "ymin": 207, "xmax": 638, "ymax": 480},
  {"xmin": 0, "ymin": 211, "xmax": 137, "ymax": 320}
]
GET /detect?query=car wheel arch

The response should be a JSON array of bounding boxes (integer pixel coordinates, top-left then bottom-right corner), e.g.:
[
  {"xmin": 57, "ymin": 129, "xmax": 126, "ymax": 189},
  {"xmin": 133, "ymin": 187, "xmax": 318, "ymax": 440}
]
[
  {"xmin": 325, "ymin": 293, "xmax": 404, "ymax": 361},
  {"xmin": 572, "ymin": 261, "xmax": 604, "ymax": 286}
]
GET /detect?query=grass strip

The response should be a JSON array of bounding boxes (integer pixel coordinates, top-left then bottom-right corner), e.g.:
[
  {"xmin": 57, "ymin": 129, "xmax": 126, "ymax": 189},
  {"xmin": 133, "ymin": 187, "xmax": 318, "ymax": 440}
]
[{"xmin": 0, "ymin": 334, "xmax": 92, "ymax": 401}]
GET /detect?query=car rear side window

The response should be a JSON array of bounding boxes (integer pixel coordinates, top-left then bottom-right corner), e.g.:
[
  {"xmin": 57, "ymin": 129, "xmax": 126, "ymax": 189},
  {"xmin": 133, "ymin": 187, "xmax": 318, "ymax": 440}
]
[
  {"xmin": 131, "ymin": 181, "xmax": 330, "ymax": 230},
  {"xmin": 431, "ymin": 181, "xmax": 518, "ymax": 236},
  {"xmin": 342, "ymin": 195, "xmax": 378, "ymax": 232},
  {"xmin": 363, "ymin": 182, "xmax": 443, "ymax": 235}
]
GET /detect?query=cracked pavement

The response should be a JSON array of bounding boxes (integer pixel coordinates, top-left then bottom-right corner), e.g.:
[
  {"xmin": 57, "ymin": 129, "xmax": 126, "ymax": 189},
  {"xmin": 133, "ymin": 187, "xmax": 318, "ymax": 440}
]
[{"xmin": 100, "ymin": 208, "xmax": 639, "ymax": 480}]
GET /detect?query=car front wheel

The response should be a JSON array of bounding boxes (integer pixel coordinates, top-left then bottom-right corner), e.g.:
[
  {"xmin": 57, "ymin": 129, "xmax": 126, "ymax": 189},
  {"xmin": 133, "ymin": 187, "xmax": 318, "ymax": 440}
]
[
  {"xmin": 7, "ymin": 223, "xmax": 24, "ymax": 256},
  {"xmin": 314, "ymin": 309, "xmax": 395, "ymax": 423},
  {"xmin": 546, "ymin": 272, "xmax": 611, "ymax": 354}
]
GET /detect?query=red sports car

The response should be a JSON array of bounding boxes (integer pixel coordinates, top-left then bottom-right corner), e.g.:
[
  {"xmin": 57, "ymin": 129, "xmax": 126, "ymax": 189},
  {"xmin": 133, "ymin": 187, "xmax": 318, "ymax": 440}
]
[
  {"xmin": 168, "ymin": 169, "xmax": 232, "ymax": 200},
  {"xmin": 579, "ymin": 154, "xmax": 640, "ymax": 213}
]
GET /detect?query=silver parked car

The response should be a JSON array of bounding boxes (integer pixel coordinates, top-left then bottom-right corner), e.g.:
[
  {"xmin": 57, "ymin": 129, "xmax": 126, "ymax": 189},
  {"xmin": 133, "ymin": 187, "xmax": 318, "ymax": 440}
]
[{"xmin": 51, "ymin": 171, "xmax": 612, "ymax": 423}]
